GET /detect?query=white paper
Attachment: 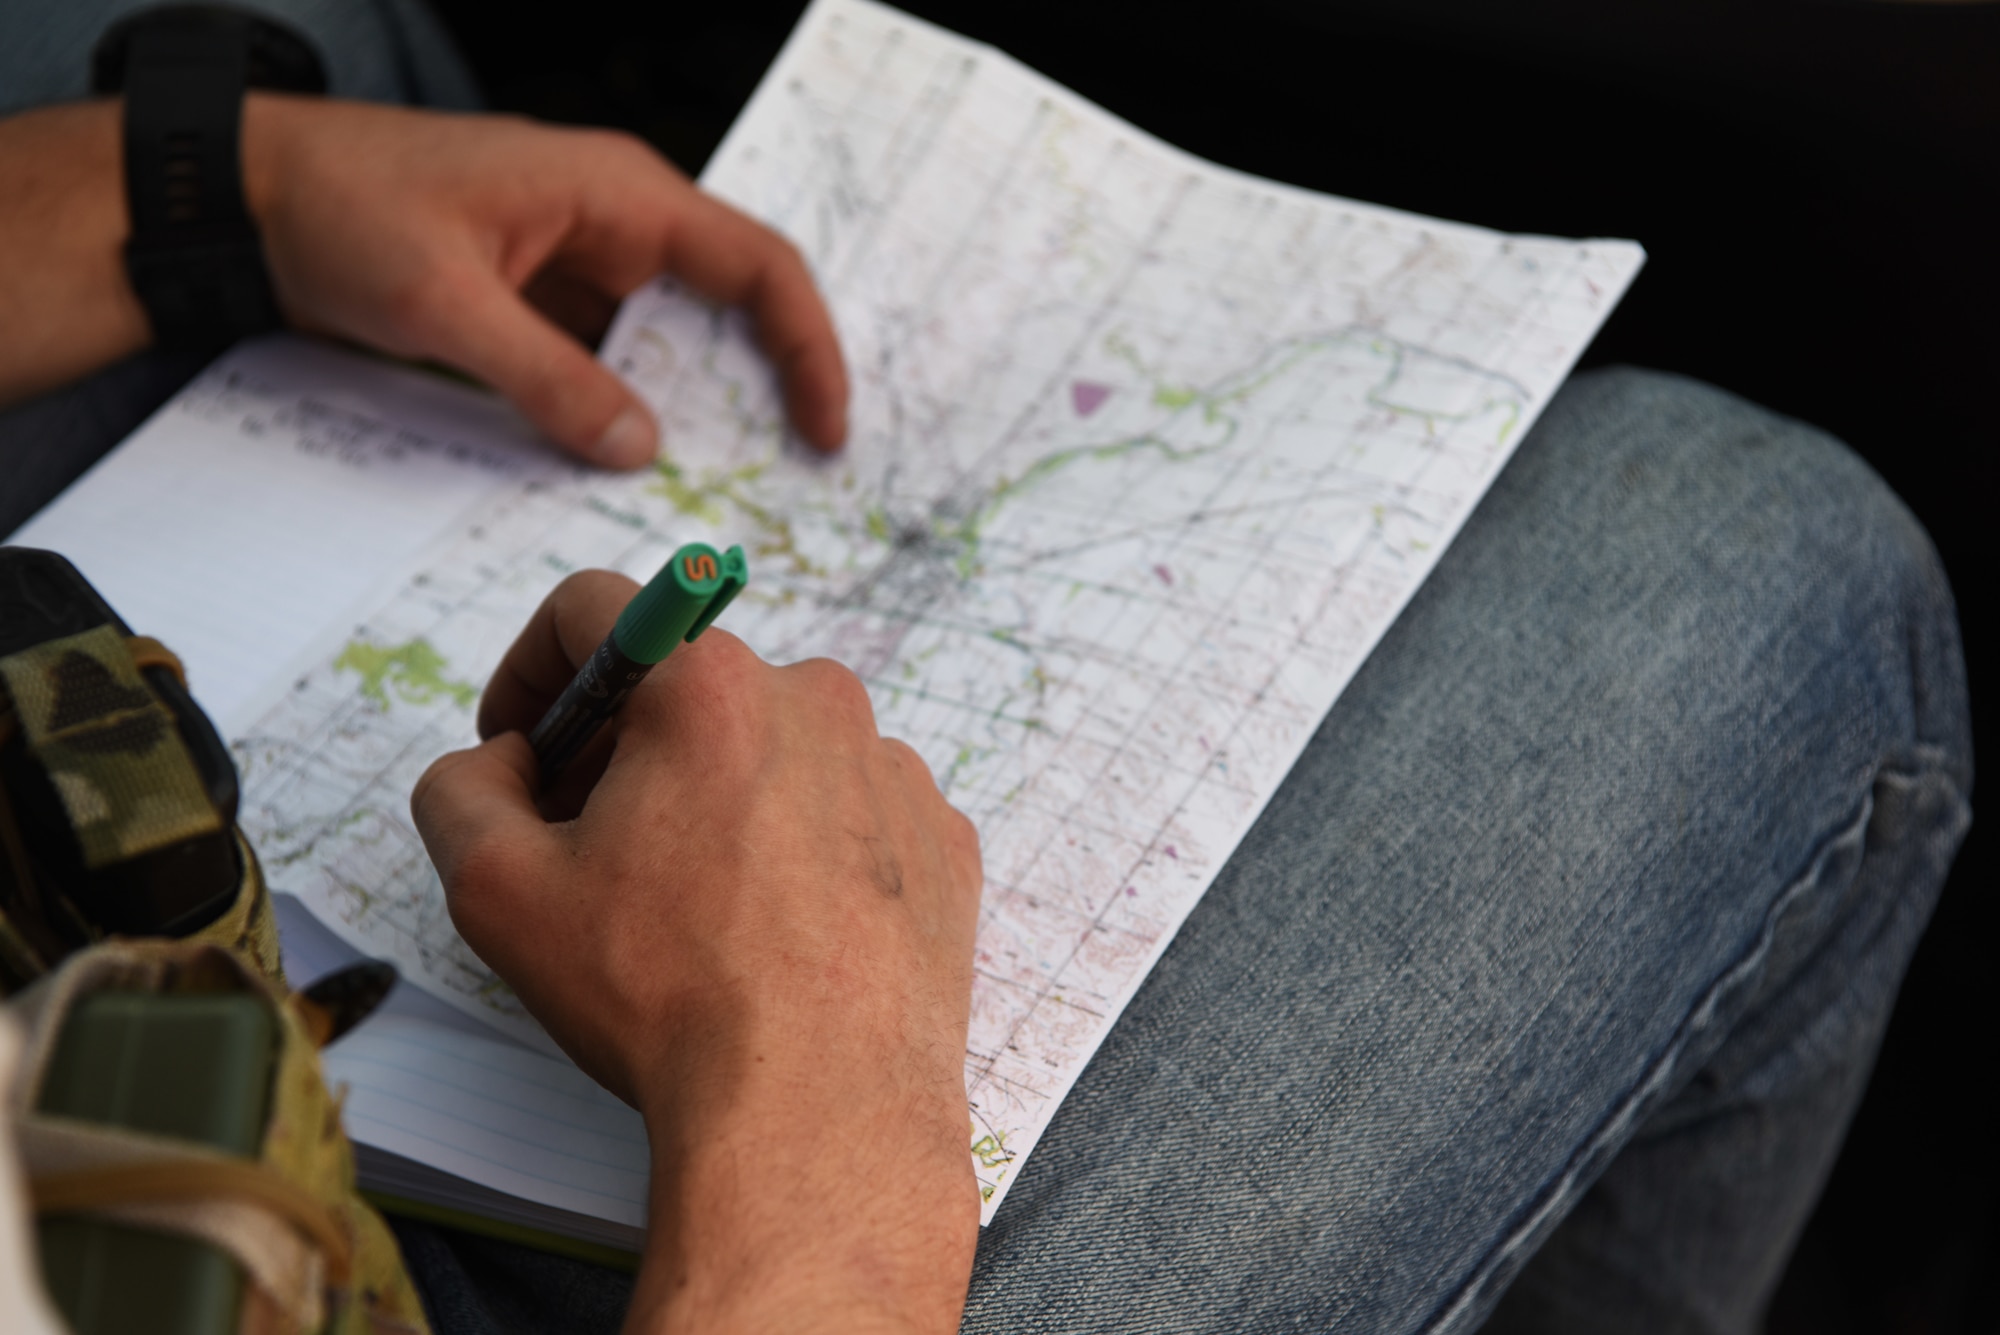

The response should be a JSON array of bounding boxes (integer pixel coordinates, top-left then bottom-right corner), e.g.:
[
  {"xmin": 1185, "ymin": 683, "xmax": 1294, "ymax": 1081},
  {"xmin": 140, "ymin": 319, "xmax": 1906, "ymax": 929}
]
[{"xmin": 602, "ymin": 0, "xmax": 1643, "ymax": 1216}]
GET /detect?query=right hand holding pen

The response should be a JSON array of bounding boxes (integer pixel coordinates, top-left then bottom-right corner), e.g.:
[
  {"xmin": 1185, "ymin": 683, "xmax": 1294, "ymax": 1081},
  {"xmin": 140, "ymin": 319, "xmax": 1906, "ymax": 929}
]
[{"xmin": 410, "ymin": 570, "xmax": 983, "ymax": 1334}]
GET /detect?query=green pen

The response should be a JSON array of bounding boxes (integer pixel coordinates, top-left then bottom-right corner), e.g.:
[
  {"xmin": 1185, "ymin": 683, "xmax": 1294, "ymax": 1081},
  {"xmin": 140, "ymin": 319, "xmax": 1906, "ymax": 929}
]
[{"xmin": 527, "ymin": 542, "xmax": 748, "ymax": 779}]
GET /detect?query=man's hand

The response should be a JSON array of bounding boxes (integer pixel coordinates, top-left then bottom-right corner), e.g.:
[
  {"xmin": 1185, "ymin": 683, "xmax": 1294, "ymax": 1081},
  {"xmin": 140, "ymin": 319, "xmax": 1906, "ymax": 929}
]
[
  {"xmin": 0, "ymin": 97, "xmax": 847, "ymax": 463},
  {"xmin": 411, "ymin": 572, "xmax": 982, "ymax": 1335},
  {"xmin": 243, "ymin": 96, "xmax": 847, "ymax": 464}
]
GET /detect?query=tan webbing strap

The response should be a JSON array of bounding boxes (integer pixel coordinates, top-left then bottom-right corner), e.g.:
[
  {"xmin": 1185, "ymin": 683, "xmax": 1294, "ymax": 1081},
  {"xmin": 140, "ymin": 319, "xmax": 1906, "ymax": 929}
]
[
  {"xmin": 0, "ymin": 625, "xmax": 220, "ymax": 868},
  {"xmin": 29, "ymin": 1158, "xmax": 351, "ymax": 1285},
  {"xmin": 0, "ymin": 636, "xmax": 185, "ymax": 745}
]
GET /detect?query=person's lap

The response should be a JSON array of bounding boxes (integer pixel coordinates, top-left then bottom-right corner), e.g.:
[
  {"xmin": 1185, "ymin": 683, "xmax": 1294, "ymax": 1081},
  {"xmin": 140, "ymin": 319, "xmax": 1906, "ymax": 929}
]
[
  {"xmin": 381, "ymin": 367, "xmax": 1970, "ymax": 1334},
  {"xmin": 955, "ymin": 366, "xmax": 1968, "ymax": 1333}
]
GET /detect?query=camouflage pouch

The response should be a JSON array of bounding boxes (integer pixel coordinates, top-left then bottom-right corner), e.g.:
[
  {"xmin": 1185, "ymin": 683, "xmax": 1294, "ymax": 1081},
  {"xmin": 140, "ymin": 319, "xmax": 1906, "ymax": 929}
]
[
  {"xmin": 0, "ymin": 620, "xmax": 281, "ymax": 994},
  {"xmin": 5, "ymin": 939, "xmax": 429, "ymax": 1334}
]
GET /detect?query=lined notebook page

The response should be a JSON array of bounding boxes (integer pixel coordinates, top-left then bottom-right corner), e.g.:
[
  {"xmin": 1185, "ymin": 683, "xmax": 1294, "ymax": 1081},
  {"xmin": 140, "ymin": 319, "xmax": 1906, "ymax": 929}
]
[
  {"xmin": 326, "ymin": 1016, "xmax": 649, "ymax": 1230},
  {"xmin": 11, "ymin": 335, "xmax": 559, "ymax": 733},
  {"xmin": 273, "ymin": 891, "xmax": 651, "ymax": 1236}
]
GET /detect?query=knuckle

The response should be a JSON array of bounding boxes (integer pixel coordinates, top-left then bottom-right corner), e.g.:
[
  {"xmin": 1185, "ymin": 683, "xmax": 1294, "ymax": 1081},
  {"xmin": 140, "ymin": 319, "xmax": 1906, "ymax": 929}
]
[
  {"xmin": 577, "ymin": 126, "xmax": 678, "ymax": 187},
  {"xmin": 681, "ymin": 630, "xmax": 761, "ymax": 691},
  {"xmin": 552, "ymin": 569, "xmax": 601, "ymax": 601},
  {"xmin": 951, "ymin": 809, "xmax": 982, "ymax": 867},
  {"xmin": 664, "ymin": 632, "xmax": 768, "ymax": 726},
  {"xmin": 407, "ymin": 759, "xmax": 445, "ymax": 825},
  {"xmin": 795, "ymin": 656, "xmax": 874, "ymax": 726},
  {"xmin": 884, "ymin": 738, "xmax": 942, "ymax": 792},
  {"xmin": 381, "ymin": 272, "xmax": 443, "ymax": 340},
  {"xmin": 767, "ymin": 232, "xmax": 806, "ymax": 268},
  {"xmin": 696, "ymin": 626, "xmax": 759, "ymax": 664},
  {"xmin": 408, "ymin": 747, "xmax": 471, "ymax": 826},
  {"xmin": 556, "ymin": 567, "xmax": 637, "ymax": 612},
  {"xmin": 387, "ymin": 266, "xmax": 480, "ymax": 352},
  {"xmin": 586, "ymin": 126, "xmax": 648, "ymax": 160},
  {"xmin": 757, "ymin": 235, "xmax": 811, "ymax": 297}
]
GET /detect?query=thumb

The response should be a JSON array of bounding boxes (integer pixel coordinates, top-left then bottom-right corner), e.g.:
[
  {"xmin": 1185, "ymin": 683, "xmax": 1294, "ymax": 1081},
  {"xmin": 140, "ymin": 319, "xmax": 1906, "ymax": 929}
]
[
  {"xmin": 410, "ymin": 731, "xmax": 554, "ymax": 896},
  {"xmin": 431, "ymin": 269, "xmax": 659, "ymax": 469}
]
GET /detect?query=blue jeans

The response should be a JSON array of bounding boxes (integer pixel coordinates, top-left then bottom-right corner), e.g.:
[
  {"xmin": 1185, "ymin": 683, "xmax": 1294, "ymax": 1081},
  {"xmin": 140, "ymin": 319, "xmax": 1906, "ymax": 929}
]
[
  {"xmin": 390, "ymin": 367, "xmax": 1971, "ymax": 1335},
  {"xmin": 958, "ymin": 366, "xmax": 1969, "ymax": 1332},
  {"xmin": 2, "ymin": 9, "xmax": 1972, "ymax": 1331}
]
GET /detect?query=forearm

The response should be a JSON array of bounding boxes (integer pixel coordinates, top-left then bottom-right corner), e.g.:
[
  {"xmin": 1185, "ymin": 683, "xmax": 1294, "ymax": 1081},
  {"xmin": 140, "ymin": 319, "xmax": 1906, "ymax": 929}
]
[
  {"xmin": 0, "ymin": 101, "xmax": 150, "ymax": 408},
  {"xmin": 618, "ymin": 994, "xmax": 980, "ymax": 1334},
  {"xmin": 627, "ymin": 1095, "xmax": 979, "ymax": 1335}
]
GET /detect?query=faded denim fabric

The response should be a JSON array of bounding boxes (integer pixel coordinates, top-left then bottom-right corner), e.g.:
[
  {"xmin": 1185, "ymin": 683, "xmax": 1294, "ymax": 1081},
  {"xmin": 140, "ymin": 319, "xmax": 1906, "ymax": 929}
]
[{"xmin": 956, "ymin": 367, "xmax": 1970, "ymax": 1334}]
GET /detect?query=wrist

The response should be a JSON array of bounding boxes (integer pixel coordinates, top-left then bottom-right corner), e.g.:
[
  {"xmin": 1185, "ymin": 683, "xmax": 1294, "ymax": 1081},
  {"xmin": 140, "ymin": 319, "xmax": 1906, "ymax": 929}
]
[
  {"xmin": 0, "ymin": 101, "xmax": 149, "ymax": 407},
  {"xmin": 628, "ymin": 1029, "xmax": 978, "ymax": 1335},
  {"xmin": 97, "ymin": 9, "xmax": 326, "ymax": 353},
  {"xmin": 238, "ymin": 91, "xmax": 306, "ymax": 229},
  {"xmin": 635, "ymin": 1128, "xmax": 977, "ymax": 1335}
]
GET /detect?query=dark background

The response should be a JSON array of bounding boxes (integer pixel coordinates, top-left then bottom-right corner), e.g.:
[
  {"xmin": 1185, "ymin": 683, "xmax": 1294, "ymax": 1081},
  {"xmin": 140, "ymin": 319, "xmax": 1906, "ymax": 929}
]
[{"xmin": 423, "ymin": 0, "xmax": 1996, "ymax": 1326}]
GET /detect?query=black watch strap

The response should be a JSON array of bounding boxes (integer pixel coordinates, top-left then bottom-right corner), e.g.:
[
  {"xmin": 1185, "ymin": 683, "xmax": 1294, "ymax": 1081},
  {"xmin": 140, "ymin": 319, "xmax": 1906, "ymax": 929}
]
[{"xmin": 92, "ymin": 6, "xmax": 326, "ymax": 354}]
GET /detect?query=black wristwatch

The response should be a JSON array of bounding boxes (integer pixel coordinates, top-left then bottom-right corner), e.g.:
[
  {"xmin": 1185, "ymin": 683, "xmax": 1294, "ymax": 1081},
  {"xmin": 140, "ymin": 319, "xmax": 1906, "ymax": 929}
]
[{"xmin": 91, "ymin": 5, "xmax": 327, "ymax": 354}]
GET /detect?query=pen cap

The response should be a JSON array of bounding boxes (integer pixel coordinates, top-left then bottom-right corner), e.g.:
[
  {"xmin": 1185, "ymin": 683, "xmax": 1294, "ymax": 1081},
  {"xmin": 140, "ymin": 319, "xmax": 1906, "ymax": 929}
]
[
  {"xmin": 684, "ymin": 546, "xmax": 749, "ymax": 640},
  {"xmin": 611, "ymin": 543, "xmax": 749, "ymax": 663}
]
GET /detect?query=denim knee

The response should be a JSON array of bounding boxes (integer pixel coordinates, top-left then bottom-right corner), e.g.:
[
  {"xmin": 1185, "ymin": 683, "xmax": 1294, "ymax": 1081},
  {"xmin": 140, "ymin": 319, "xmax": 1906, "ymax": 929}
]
[{"xmin": 1525, "ymin": 366, "xmax": 1970, "ymax": 788}]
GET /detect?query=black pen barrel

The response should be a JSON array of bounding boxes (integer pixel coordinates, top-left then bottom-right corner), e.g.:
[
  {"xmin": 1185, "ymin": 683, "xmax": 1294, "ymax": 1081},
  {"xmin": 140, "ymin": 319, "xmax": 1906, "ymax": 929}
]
[{"xmin": 527, "ymin": 633, "xmax": 653, "ymax": 779}]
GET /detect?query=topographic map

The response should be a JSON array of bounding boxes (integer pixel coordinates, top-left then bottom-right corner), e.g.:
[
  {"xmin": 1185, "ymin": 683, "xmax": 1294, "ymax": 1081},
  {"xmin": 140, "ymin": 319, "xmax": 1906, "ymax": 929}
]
[{"xmin": 235, "ymin": 0, "xmax": 1642, "ymax": 1220}]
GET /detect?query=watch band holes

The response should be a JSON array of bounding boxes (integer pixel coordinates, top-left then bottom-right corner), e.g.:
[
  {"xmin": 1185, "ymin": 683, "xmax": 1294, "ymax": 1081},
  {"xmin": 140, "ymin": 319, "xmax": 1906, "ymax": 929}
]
[{"xmin": 161, "ymin": 134, "xmax": 205, "ymax": 225}]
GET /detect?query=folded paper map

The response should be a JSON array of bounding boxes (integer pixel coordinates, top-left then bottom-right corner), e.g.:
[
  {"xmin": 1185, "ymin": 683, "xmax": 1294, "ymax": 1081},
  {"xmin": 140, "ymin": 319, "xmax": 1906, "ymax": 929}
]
[{"xmin": 20, "ymin": 0, "xmax": 1641, "ymax": 1227}]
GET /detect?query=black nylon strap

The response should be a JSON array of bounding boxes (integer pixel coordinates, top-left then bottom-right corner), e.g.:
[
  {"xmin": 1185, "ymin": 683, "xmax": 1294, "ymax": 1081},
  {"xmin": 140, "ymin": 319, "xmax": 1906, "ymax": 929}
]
[{"xmin": 104, "ymin": 9, "xmax": 297, "ymax": 353}]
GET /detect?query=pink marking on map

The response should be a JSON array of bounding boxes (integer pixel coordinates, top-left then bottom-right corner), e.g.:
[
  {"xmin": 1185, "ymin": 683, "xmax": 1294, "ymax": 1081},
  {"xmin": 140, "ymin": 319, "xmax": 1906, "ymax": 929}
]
[{"xmin": 1071, "ymin": 380, "xmax": 1112, "ymax": 417}]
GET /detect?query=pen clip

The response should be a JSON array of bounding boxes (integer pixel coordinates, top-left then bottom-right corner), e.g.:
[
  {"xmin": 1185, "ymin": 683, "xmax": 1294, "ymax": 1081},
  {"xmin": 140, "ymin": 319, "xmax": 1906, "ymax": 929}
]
[{"xmin": 683, "ymin": 545, "xmax": 748, "ymax": 641}]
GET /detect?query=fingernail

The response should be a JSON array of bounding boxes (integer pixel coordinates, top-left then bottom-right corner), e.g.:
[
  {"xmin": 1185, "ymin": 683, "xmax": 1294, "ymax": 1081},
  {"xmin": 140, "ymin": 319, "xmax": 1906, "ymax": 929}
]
[{"xmin": 591, "ymin": 406, "xmax": 657, "ymax": 468}]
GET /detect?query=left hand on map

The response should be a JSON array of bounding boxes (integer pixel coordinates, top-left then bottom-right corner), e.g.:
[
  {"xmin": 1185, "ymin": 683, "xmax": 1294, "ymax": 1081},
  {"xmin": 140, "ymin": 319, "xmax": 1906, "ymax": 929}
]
[
  {"xmin": 0, "ymin": 97, "xmax": 848, "ymax": 458},
  {"xmin": 239, "ymin": 94, "xmax": 849, "ymax": 467},
  {"xmin": 411, "ymin": 570, "xmax": 982, "ymax": 1335}
]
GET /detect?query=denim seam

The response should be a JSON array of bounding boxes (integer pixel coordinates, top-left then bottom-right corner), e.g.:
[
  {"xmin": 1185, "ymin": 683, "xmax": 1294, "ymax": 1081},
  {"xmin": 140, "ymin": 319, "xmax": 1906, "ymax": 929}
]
[{"xmin": 1417, "ymin": 757, "xmax": 1951, "ymax": 1335}]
